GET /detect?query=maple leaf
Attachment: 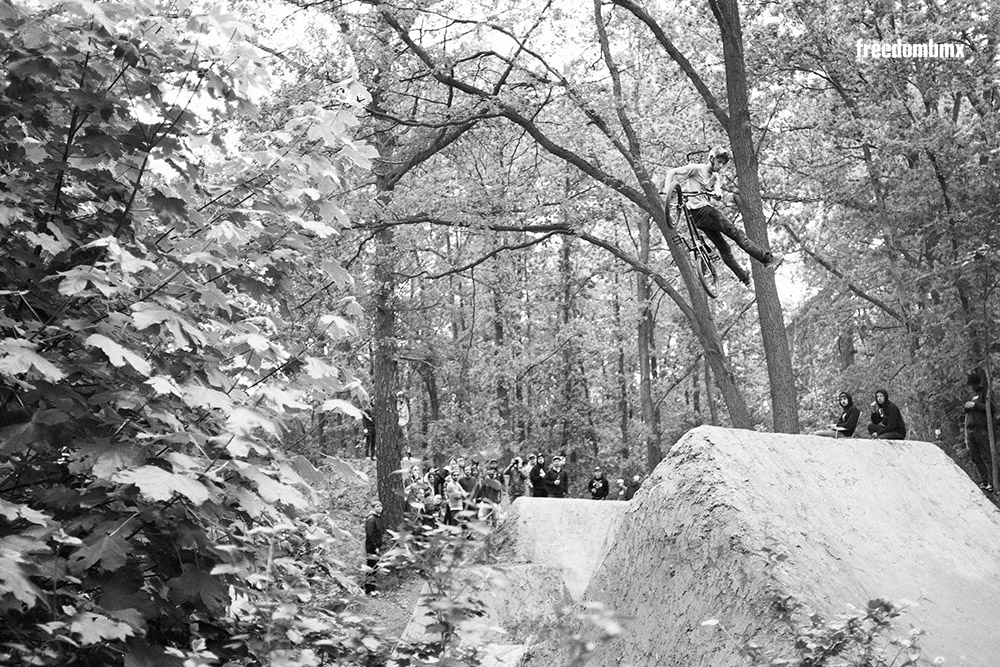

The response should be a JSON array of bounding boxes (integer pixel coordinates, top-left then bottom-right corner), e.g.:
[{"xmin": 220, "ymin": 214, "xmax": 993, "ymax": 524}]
[
  {"xmin": 70, "ymin": 612, "xmax": 133, "ymax": 644},
  {"xmin": 303, "ymin": 356, "xmax": 339, "ymax": 379},
  {"xmin": 181, "ymin": 383, "xmax": 233, "ymax": 411},
  {"xmin": 71, "ymin": 534, "xmax": 131, "ymax": 572},
  {"xmin": 321, "ymin": 398, "xmax": 363, "ymax": 420},
  {"xmin": 113, "ymin": 466, "xmax": 211, "ymax": 505},
  {"xmin": 85, "ymin": 334, "xmax": 152, "ymax": 376},
  {"xmin": 0, "ymin": 546, "xmax": 41, "ymax": 606},
  {"xmin": 0, "ymin": 499, "xmax": 50, "ymax": 526},
  {"xmin": 0, "ymin": 338, "xmax": 66, "ymax": 381}
]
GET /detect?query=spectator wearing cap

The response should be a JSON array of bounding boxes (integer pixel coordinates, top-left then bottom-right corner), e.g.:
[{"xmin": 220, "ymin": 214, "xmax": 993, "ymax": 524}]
[
  {"xmin": 529, "ymin": 453, "xmax": 548, "ymax": 498},
  {"xmin": 503, "ymin": 456, "xmax": 528, "ymax": 501},
  {"xmin": 588, "ymin": 466, "xmax": 609, "ymax": 500},
  {"xmin": 614, "ymin": 478, "xmax": 626, "ymax": 500},
  {"xmin": 546, "ymin": 455, "xmax": 569, "ymax": 498}
]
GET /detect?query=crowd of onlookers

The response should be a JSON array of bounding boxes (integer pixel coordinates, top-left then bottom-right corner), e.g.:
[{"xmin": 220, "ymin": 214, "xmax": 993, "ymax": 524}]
[{"xmin": 397, "ymin": 450, "xmax": 646, "ymax": 529}]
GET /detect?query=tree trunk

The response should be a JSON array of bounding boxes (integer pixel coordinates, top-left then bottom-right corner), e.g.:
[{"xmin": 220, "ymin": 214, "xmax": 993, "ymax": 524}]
[
  {"xmin": 638, "ymin": 215, "xmax": 663, "ymax": 470},
  {"xmin": 612, "ymin": 283, "xmax": 629, "ymax": 448},
  {"xmin": 371, "ymin": 213, "xmax": 403, "ymax": 527},
  {"xmin": 711, "ymin": 0, "xmax": 799, "ymax": 433}
]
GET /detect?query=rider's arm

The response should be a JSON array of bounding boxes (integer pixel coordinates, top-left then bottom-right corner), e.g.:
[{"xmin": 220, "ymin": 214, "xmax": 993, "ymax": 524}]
[{"xmin": 660, "ymin": 164, "xmax": 696, "ymax": 195}]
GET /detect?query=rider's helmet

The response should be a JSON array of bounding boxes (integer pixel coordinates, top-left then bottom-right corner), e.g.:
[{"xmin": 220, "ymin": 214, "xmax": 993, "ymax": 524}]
[{"xmin": 708, "ymin": 146, "xmax": 730, "ymax": 163}]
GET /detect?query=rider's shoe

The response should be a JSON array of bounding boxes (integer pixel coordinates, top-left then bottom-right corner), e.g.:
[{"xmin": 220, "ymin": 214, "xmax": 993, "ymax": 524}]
[{"xmin": 763, "ymin": 252, "xmax": 784, "ymax": 270}]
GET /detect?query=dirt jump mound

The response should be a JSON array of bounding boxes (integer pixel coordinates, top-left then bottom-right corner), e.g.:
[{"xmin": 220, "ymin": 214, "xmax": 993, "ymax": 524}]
[{"xmin": 584, "ymin": 425, "xmax": 1000, "ymax": 667}]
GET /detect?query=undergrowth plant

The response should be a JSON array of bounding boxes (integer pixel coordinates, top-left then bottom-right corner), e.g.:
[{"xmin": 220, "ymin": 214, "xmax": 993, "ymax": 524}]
[
  {"xmin": 703, "ymin": 546, "xmax": 944, "ymax": 666},
  {"xmin": 0, "ymin": 1, "xmax": 376, "ymax": 664}
]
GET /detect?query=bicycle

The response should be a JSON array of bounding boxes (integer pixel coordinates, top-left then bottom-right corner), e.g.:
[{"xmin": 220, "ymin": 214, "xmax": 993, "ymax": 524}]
[{"xmin": 667, "ymin": 184, "xmax": 719, "ymax": 298}]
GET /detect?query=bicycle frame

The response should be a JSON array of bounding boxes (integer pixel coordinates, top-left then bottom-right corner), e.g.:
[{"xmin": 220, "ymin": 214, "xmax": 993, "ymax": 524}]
[{"xmin": 670, "ymin": 186, "xmax": 719, "ymax": 298}]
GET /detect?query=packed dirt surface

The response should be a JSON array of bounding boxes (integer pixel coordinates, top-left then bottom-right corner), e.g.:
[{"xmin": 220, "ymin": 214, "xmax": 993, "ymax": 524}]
[
  {"xmin": 586, "ymin": 426, "xmax": 1000, "ymax": 666},
  {"xmin": 425, "ymin": 426, "xmax": 1000, "ymax": 667}
]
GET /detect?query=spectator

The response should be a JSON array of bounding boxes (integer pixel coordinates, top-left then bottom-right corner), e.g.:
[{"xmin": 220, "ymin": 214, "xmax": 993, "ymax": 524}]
[
  {"xmin": 443, "ymin": 469, "xmax": 466, "ymax": 526},
  {"xmin": 588, "ymin": 466, "xmax": 609, "ymax": 500},
  {"xmin": 363, "ymin": 501, "xmax": 384, "ymax": 596},
  {"xmin": 624, "ymin": 474, "xmax": 642, "ymax": 500},
  {"xmin": 458, "ymin": 464, "xmax": 479, "ymax": 499},
  {"xmin": 430, "ymin": 465, "xmax": 448, "ymax": 497},
  {"xmin": 866, "ymin": 389, "xmax": 907, "ymax": 440},
  {"xmin": 524, "ymin": 454, "xmax": 538, "ymax": 495},
  {"xmin": 964, "ymin": 367, "xmax": 996, "ymax": 492},
  {"xmin": 546, "ymin": 455, "xmax": 569, "ymax": 498},
  {"xmin": 362, "ymin": 411, "xmax": 376, "ymax": 459},
  {"xmin": 812, "ymin": 391, "xmax": 861, "ymax": 438},
  {"xmin": 477, "ymin": 467, "xmax": 504, "ymax": 526},
  {"xmin": 400, "ymin": 447, "xmax": 421, "ymax": 477},
  {"xmin": 503, "ymin": 456, "xmax": 528, "ymax": 501},
  {"xmin": 529, "ymin": 453, "xmax": 549, "ymax": 498},
  {"xmin": 404, "ymin": 467, "xmax": 433, "ymax": 526},
  {"xmin": 614, "ymin": 478, "xmax": 627, "ymax": 500}
]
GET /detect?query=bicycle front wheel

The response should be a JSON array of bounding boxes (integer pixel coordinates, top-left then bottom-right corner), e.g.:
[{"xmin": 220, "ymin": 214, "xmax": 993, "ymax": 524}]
[{"xmin": 696, "ymin": 248, "xmax": 719, "ymax": 299}]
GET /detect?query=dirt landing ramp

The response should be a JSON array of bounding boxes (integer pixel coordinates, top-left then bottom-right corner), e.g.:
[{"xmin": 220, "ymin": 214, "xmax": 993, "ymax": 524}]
[
  {"xmin": 584, "ymin": 425, "xmax": 1000, "ymax": 667},
  {"xmin": 496, "ymin": 497, "xmax": 626, "ymax": 601}
]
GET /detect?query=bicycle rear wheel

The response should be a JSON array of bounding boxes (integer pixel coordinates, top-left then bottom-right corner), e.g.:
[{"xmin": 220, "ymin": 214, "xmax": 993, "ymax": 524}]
[{"xmin": 695, "ymin": 247, "xmax": 719, "ymax": 298}]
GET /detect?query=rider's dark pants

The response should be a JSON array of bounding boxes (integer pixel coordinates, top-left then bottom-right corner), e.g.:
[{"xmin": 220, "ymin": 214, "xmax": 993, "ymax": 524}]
[{"xmin": 689, "ymin": 205, "xmax": 770, "ymax": 284}]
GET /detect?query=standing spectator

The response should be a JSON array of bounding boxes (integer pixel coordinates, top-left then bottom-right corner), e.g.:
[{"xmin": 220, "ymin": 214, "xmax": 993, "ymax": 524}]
[
  {"xmin": 812, "ymin": 391, "xmax": 861, "ymax": 438},
  {"xmin": 503, "ymin": 456, "xmax": 527, "ymax": 501},
  {"xmin": 400, "ymin": 447, "xmax": 421, "ymax": 477},
  {"xmin": 529, "ymin": 453, "xmax": 549, "ymax": 498},
  {"xmin": 430, "ymin": 465, "xmax": 448, "ymax": 497},
  {"xmin": 624, "ymin": 474, "xmax": 642, "ymax": 500},
  {"xmin": 546, "ymin": 455, "xmax": 569, "ymax": 498},
  {"xmin": 866, "ymin": 389, "xmax": 907, "ymax": 440},
  {"xmin": 588, "ymin": 466, "xmax": 610, "ymax": 500},
  {"xmin": 404, "ymin": 467, "xmax": 432, "ymax": 523},
  {"xmin": 458, "ymin": 464, "xmax": 479, "ymax": 499},
  {"xmin": 362, "ymin": 411, "xmax": 376, "ymax": 459},
  {"xmin": 524, "ymin": 454, "xmax": 538, "ymax": 496},
  {"xmin": 363, "ymin": 501, "xmax": 384, "ymax": 596},
  {"xmin": 477, "ymin": 467, "xmax": 504, "ymax": 526},
  {"xmin": 964, "ymin": 367, "xmax": 996, "ymax": 492},
  {"xmin": 443, "ymin": 469, "xmax": 466, "ymax": 526},
  {"xmin": 614, "ymin": 478, "xmax": 627, "ymax": 500}
]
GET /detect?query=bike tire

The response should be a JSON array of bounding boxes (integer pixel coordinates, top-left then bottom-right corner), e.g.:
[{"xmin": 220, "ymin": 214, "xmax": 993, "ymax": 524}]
[{"xmin": 696, "ymin": 247, "xmax": 719, "ymax": 298}]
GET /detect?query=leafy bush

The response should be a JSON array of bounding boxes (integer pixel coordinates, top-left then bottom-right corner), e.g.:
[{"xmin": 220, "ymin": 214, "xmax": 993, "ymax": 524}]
[{"xmin": 0, "ymin": 1, "xmax": 375, "ymax": 664}]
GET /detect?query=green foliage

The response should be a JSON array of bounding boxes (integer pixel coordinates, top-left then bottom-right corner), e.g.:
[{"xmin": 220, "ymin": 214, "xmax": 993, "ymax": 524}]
[
  {"xmin": 708, "ymin": 597, "xmax": 938, "ymax": 667},
  {"xmin": 0, "ymin": 1, "xmax": 373, "ymax": 664},
  {"xmin": 704, "ymin": 547, "xmax": 943, "ymax": 666}
]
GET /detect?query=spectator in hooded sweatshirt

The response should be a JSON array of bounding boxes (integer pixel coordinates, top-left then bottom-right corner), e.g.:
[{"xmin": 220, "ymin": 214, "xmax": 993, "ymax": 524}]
[
  {"xmin": 813, "ymin": 391, "xmax": 861, "ymax": 438},
  {"xmin": 964, "ymin": 367, "xmax": 996, "ymax": 492},
  {"xmin": 866, "ymin": 389, "xmax": 907, "ymax": 440},
  {"xmin": 588, "ymin": 466, "xmax": 610, "ymax": 500},
  {"xmin": 529, "ymin": 453, "xmax": 549, "ymax": 498}
]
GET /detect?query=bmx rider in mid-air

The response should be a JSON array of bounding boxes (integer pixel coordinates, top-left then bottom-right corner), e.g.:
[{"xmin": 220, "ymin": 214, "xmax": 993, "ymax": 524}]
[{"xmin": 660, "ymin": 146, "xmax": 782, "ymax": 286}]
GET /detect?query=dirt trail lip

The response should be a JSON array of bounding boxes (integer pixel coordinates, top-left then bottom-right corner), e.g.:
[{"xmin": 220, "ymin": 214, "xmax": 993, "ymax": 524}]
[
  {"xmin": 583, "ymin": 425, "xmax": 1000, "ymax": 666},
  {"xmin": 496, "ymin": 497, "xmax": 626, "ymax": 600}
]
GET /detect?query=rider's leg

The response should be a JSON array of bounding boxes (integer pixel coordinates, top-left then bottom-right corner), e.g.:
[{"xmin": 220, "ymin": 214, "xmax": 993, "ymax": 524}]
[
  {"xmin": 690, "ymin": 208, "xmax": 750, "ymax": 283},
  {"xmin": 692, "ymin": 206, "xmax": 773, "ymax": 264},
  {"xmin": 700, "ymin": 228, "xmax": 750, "ymax": 285}
]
